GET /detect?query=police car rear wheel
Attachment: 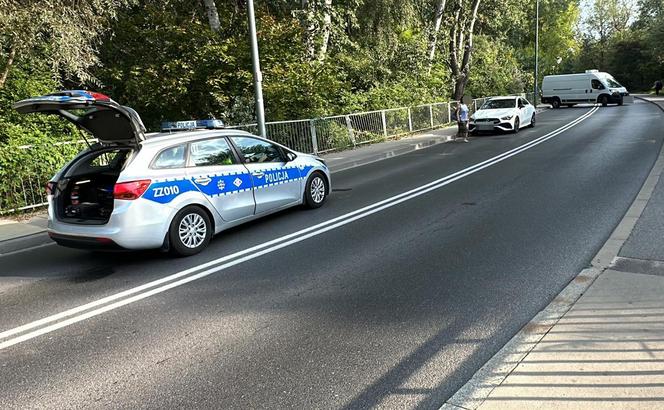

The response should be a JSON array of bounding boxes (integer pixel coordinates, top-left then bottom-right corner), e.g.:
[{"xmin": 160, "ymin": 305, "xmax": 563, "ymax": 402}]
[
  {"xmin": 304, "ymin": 173, "xmax": 327, "ymax": 209},
  {"xmin": 169, "ymin": 206, "xmax": 212, "ymax": 256}
]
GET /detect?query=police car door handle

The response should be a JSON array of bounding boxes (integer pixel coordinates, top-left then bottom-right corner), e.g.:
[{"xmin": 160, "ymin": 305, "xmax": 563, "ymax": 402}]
[{"xmin": 252, "ymin": 171, "xmax": 265, "ymax": 178}]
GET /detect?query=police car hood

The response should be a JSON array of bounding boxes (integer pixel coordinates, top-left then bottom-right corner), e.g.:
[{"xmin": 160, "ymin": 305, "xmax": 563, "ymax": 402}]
[
  {"xmin": 473, "ymin": 107, "xmax": 516, "ymax": 120},
  {"xmin": 13, "ymin": 90, "xmax": 146, "ymax": 147}
]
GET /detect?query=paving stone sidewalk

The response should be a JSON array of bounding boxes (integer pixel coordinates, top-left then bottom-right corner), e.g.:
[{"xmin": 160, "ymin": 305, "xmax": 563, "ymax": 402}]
[{"xmin": 469, "ymin": 94, "xmax": 664, "ymax": 409}]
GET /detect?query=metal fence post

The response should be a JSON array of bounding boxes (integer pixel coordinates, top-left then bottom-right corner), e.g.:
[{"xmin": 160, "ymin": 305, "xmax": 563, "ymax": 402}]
[
  {"xmin": 447, "ymin": 103, "xmax": 452, "ymax": 123},
  {"xmin": 429, "ymin": 104, "xmax": 434, "ymax": 128},
  {"xmin": 345, "ymin": 115, "xmax": 356, "ymax": 146},
  {"xmin": 408, "ymin": 108, "xmax": 413, "ymax": 132},
  {"xmin": 309, "ymin": 119, "xmax": 318, "ymax": 154},
  {"xmin": 381, "ymin": 110, "xmax": 388, "ymax": 138}
]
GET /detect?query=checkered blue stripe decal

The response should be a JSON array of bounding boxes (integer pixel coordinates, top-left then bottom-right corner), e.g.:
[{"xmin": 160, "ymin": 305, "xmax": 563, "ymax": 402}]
[{"xmin": 142, "ymin": 165, "xmax": 315, "ymax": 204}]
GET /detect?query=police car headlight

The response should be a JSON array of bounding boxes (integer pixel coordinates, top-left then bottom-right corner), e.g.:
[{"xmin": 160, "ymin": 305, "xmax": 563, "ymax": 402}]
[
  {"xmin": 315, "ymin": 157, "xmax": 327, "ymax": 167},
  {"xmin": 501, "ymin": 115, "xmax": 514, "ymax": 120}
]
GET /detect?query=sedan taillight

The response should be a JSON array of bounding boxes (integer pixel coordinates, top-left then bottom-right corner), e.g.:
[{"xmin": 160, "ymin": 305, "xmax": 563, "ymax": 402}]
[{"xmin": 113, "ymin": 180, "xmax": 151, "ymax": 200}]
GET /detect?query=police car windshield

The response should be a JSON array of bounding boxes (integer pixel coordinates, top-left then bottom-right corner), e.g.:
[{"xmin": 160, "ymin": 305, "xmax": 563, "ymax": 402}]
[{"xmin": 481, "ymin": 99, "xmax": 516, "ymax": 110}]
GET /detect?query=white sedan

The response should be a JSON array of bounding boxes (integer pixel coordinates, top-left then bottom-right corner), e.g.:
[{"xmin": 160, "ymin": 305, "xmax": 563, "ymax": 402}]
[{"xmin": 469, "ymin": 96, "xmax": 535, "ymax": 134}]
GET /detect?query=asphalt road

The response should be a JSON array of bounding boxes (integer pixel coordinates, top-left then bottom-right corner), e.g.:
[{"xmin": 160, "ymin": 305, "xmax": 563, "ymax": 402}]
[{"xmin": 1, "ymin": 100, "xmax": 663, "ymax": 409}]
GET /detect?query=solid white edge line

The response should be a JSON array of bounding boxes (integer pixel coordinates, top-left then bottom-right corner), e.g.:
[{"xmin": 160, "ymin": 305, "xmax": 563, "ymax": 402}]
[
  {"xmin": 0, "ymin": 107, "xmax": 599, "ymax": 347},
  {"xmin": 0, "ymin": 242, "xmax": 55, "ymax": 258}
]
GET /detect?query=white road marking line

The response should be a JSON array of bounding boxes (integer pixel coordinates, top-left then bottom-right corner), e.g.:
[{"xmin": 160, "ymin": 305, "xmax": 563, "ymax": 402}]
[
  {"xmin": 0, "ymin": 242, "xmax": 55, "ymax": 258},
  {"xmin": 0, "ymin": 107, "xmax": 599, "ymax": 350}
]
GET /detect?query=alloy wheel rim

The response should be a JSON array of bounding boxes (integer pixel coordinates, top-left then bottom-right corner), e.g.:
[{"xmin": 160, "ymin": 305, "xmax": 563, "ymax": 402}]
[
  {"xmin": 311, "ymin": 177, "xmax": 325, "ymax": 203},
  {"xmin": 178, "ymin": 213, "xmax": 207, "ymax": 248}
]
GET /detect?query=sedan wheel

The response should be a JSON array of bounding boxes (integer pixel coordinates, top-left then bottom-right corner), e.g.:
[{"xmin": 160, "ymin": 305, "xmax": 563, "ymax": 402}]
[
  {"xmin": 512, "ymin": 117, "xmax": 520, "ymax": 133},
  {"xmin": 304, "ymin": 172, "xmax": 328, "ymax": 209},
  {"xmin": 169, "ymin": 206, "xmax": 212, "ymax": 256}
]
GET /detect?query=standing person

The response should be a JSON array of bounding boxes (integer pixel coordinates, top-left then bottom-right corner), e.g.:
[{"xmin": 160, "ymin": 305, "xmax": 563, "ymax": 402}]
[
  {"xmin": 655, "ymin": 80, "xmax": 663, "ymax": 96},
  {"xmin": 455, "ymin": 100, "xmax": 470, "ymax": 143}
]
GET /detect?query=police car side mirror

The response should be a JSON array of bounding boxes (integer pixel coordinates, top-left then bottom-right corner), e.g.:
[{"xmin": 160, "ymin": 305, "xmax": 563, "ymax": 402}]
[{"xmin": 285, "ymin": 151, "xmax": 297, "ymax": 162}]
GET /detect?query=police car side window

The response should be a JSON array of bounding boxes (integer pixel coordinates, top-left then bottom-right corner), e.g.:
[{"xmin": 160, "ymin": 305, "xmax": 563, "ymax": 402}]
[
  {"xmin": 153, "ymin": 145, "xmax": 186, "ymax": 169},
  {"xmin": 190, "ymin": 138, "xmax": 235, "ymax": 167},
  {"xmin": 230, "ymin": 137, "xmax": 285, "ymax": 163}
]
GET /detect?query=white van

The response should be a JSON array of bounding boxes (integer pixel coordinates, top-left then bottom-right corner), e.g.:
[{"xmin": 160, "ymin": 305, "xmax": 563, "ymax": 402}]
[{"xmin": 541, "ymin": 70, "xmax": 629, "ymax": 108}]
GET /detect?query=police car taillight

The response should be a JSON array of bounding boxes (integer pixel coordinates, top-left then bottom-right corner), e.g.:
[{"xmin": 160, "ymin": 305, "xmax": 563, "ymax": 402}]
[
  {"xmin": 46, "ymin": 181, "xmax": 56, "ymax": 196},
  {"xmin": 88, "ymin": 91, "xmax": 111, "ymax": 101},
  {"xmin": 113, "ymin": 180, "xmax": 151, "ymax": 200}
]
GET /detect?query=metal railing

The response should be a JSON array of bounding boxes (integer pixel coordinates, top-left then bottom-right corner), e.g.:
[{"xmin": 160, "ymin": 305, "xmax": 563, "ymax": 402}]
[
  {"xmin": 227, "ymin": 101, "xmax": 457, "ymax": 155},
  {"xmin": 0, "ymin": 94, "xmax": 530, "ymax": 213}
]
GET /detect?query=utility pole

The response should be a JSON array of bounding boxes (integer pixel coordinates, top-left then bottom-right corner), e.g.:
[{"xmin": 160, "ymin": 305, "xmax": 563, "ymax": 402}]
[
  {"xmin": 247, "ymin": 0, "xmax": 267, "ymax": 138},
  {"xmin": 534, "ymin": 0, "xmax": 539, "ymax": 105}
]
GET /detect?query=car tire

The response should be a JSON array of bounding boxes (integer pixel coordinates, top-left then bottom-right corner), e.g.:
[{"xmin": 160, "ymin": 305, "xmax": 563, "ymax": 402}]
[
  {"xmin": 618, "ymin": 96, "xmax": 624, "ymax": 106},
  {"xmin": 512, "ymin": 117, "xmax": 520, "ymax": 133},
  {"xmin": 529, "ymin": 114, "xmax": 535, "ymax": 128},
  {"xmin": 552, "ymin": 98, "xmax": 561, "ymax": 109},
  {"xmin": 169, "ymin": 206, "xmax": 212, "ymax": 257},
  {"xmin": 303, "ymin": 172, "xmax": 328, "ymax": 209},
  {"xmin": 600, "ymin": 95, "xmax": 608, "ymax": 107}
]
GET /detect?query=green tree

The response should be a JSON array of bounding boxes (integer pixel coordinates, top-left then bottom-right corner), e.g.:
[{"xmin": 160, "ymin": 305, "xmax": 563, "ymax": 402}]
[{"xmin": 0, "ymin": 0, "xmax": 134, "ymax": 88}]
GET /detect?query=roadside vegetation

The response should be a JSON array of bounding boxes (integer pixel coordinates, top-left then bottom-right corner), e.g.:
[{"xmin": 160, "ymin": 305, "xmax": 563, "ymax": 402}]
[{"xmin": 0, "ymin": 0, "xmax": 661, "ymax": 211}]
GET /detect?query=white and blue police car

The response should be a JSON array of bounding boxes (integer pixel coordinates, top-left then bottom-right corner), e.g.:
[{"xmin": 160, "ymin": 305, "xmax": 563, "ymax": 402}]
[{"xmin": 14, "ymin": 90, "xmax": 331, "ymax": 256}]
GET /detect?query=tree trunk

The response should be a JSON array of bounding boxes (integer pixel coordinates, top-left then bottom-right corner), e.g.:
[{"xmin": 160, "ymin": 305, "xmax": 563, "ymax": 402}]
[
  {"xmin": 427, "ymin": 0, "xmax": 447, "ymax": 63},
  {"xmin": 202, "ymin": 0, "xmax": 221, "ymax": 32},
  {"xmin": 454, "ymin": 74, "xmax": 468, "ymax": 100},
  {"xmin": 451, "ymin": 0, "xmax": 481, "ymax": 100},
  {"xmin": 317, "ymin": 0, "xmax": 333, "ymax": 61},
  {"xmin": 0, "ymin": 44, "xmax": 16, "ymax": 90},
  {"xmin": 303, "ymin": 0, "xmax": 317, "ymax": 59}
]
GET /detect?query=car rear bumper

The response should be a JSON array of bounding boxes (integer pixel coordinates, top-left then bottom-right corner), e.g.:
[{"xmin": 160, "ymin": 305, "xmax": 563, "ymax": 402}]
[
  {"xmin": 48, "ymin": 232, "xmax": 124, "ymax": 250},
  {"xmin": 47, "ymin": 198, "xmax": 172, "ymax": 250}
]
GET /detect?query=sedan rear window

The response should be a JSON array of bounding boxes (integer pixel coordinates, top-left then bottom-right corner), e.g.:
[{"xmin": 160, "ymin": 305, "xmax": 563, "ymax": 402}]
[
  {"xmin": 153, "ymin": 145, "xmax": 186, "ymax": 169},
  {"xmin": 190, "ymin": 138, "xmax": 236, "ymax": 166}
]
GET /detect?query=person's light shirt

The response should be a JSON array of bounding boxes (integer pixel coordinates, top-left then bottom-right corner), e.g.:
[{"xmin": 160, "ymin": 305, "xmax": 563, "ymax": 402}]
[{"xmin": 459, "ymin": 104, "xmax": 469, "ymax": 122}]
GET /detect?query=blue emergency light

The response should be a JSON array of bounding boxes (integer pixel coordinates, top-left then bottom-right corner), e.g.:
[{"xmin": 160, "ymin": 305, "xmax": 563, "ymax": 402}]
[{"xmin": 161, "ymin": 119, "xmax": 225, "ymax": 132}]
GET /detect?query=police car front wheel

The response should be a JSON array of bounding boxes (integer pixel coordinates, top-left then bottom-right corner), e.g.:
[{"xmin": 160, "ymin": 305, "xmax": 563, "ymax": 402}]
[
  {"xmin": 304, "ymin": 173, "xmax": 328, "ymax": 209},
  {"xmin": 169, "ymin": 206, "xmax": 212, "ymax": 256}
]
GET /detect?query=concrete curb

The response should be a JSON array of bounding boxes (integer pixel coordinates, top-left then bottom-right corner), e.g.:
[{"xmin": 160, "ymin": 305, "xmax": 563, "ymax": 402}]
[
  {"xmin": 635, "ymin": 95, "xmax": 664, "ymax": 113},
  {"xmin": 440, "ymin": 97, "xmax": 664, "ymax": 410}
]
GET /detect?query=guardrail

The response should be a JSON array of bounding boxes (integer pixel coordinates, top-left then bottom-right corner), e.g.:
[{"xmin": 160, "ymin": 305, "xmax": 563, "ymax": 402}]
[{"xmin": 0, "ymin": 94, "xmax": 533, "ymax": 213}]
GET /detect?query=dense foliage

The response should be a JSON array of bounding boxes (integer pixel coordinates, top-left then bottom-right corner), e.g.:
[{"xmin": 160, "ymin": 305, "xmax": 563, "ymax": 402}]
[
  {"xmin": 0, "ymin": 0, "xmax": 587, "ymax": 136},
  {"xmin": 574, "ymin": 0, "xmax": 663, "ymax": 91}
]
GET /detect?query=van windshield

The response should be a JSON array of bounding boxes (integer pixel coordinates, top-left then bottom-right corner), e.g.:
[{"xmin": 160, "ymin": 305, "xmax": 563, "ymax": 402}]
[
  {"xmin": 606, "ymin": 78, "xmax": 623, "ymax": 88},
  {"xmin": 481, "ymin": 99, "xmax": 516, "ymax": 109}
]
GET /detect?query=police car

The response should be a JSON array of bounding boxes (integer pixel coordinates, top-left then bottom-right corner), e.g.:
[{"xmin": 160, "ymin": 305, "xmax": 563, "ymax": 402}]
[{"xmin": 14, "ymin": 90, "xmax": 331, "ymax": 256}]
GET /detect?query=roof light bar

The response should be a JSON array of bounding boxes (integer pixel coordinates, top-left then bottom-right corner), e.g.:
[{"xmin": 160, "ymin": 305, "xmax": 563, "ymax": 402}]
[{"xmin": 160, "ymin": 119, "xmax": 225, "ymax": 132}]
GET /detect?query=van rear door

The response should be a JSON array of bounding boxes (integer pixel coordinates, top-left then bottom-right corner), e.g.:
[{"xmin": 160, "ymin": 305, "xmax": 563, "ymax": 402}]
[{"xmin": 13, "ymin": 90, "xmax": 146, "ymax": 148}]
